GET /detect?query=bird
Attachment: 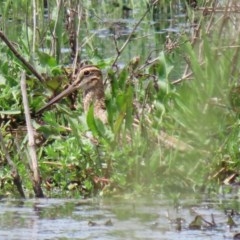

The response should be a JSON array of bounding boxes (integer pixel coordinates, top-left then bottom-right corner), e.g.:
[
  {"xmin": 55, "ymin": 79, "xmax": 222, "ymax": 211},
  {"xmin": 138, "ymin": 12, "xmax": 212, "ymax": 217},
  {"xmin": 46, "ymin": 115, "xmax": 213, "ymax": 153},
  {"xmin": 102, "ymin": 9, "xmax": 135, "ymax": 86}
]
[
  {"xmin": 37, "ymin": 65, "xmax": 192, "ymax": 151},
  {"xmin": 37, "ymin": 65, "xmax": 108, "ymax": 124}
]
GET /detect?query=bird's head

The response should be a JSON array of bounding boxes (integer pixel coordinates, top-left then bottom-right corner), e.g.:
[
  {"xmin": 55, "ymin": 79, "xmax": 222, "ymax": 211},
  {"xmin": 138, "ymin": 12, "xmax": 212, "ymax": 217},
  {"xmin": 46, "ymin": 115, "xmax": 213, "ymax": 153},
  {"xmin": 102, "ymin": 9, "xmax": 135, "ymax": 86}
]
[
  {"xmin": 36, "ymin": 65, "xmax": 103, "ymax": 114},
  {"xmin": 75, "ymin": 65, "xmax": 103, "ymax": 92}
]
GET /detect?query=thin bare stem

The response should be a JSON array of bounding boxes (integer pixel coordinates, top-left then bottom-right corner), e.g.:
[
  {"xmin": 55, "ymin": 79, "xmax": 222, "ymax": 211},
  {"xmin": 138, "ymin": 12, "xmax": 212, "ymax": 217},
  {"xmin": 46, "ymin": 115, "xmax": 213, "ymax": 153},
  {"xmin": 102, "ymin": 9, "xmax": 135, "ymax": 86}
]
[
  {"xmin": 32, "ymin": 0, "xmax": 37, "ymax": 55},
  {"xmin": 21, "ymin": 71, "xmax": 44, "ymax": 198},
  {"xmin": 51, "ymin": 0, "xmax": 63, "ymax": 59},
  {"xmin": 73, "ymin": 3, "xmax": 82, "ymax": 74},
  {"xmin": 111, "ymin": 0, "xmax": 159, "ymax": 67},
  {"xmin": 112, "ymin": 35, "xmax": 120, "ymax": 54},
  {"xmin": 172, "ymin": 71, "xmax": 194, "ymax": 85},
  {"xmin": 172, "ymin": 62, "xmax": 205, "ymax": 85}
]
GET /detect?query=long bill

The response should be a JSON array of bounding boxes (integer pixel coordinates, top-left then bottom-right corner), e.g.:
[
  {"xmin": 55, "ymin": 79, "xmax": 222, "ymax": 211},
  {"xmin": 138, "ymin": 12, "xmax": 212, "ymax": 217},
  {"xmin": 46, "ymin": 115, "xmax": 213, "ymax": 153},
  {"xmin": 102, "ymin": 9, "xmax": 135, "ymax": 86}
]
[{"xmin": 36, "ymin": 81, "xmax": 84, "ymax": 114}]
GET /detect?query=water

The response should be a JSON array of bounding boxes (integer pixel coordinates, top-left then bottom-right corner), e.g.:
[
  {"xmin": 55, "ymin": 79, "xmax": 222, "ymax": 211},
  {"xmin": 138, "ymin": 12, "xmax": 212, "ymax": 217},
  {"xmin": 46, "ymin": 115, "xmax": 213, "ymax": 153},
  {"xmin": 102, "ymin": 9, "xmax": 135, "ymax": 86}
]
[{"xmin": 0, "ymin": 193, "xmax": 240, "ymax": 240}]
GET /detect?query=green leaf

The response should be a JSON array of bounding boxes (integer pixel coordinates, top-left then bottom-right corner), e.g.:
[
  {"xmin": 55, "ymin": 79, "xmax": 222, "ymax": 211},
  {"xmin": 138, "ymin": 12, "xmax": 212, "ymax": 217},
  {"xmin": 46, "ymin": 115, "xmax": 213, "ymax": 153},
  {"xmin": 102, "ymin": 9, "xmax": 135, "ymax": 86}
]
[
  {"xmin": 125, "ymin": 86, "xmax": 134, "ymax": 128},
  {"xmin": 0, "ymin": 75, "xmax": 6, "ymax": 85},
  {"xmin": 113, "ymin": 86, "xmax": 134, "ymax": 134},
  {"xmin": 37, "ymin": 51, "xmax": 57, "ymax": 67},
  {"xmin": 86, "ymin": 105, "xmax": 99, "ymax": 136},
  {"xmin": 118, "ymin": 68, "xmax": 128, "ymax": 90},
  {"xmin": 113, "ymin": 111, "xmax": 125, "ymax": 135},
  {"xmin": 148, "ymin": 51, "xmax": 173, "ymax": 82}
]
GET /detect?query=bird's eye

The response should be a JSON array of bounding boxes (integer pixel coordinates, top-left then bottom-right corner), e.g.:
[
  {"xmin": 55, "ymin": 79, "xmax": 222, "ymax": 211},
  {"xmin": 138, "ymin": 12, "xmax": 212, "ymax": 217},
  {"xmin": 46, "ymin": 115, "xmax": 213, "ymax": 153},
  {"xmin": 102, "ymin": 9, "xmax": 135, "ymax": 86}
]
[{"xmin": 83, "ymin": 70, "xmax": 90, "ymax": 76}]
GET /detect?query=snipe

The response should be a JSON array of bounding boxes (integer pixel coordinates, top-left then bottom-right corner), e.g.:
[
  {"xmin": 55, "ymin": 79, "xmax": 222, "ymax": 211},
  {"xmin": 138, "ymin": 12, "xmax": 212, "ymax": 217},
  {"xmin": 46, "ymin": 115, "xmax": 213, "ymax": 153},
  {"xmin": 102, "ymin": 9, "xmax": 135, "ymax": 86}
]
[
  {"xmin": 37, "ymin": 65, "xmax": 191, "ymax": 151},
  {"xmin": 37, "ymin": 65, "xmax": 108, "ymax": 123}
]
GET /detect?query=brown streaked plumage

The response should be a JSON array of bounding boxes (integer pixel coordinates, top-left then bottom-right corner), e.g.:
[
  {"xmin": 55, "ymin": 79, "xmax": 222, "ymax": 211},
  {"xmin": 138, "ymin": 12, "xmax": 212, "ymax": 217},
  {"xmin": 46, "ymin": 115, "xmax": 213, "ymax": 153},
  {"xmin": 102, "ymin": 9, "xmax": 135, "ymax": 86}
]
[{"xmin": 37, "ymin": 65, "xmax": 108, "ymax": 123}]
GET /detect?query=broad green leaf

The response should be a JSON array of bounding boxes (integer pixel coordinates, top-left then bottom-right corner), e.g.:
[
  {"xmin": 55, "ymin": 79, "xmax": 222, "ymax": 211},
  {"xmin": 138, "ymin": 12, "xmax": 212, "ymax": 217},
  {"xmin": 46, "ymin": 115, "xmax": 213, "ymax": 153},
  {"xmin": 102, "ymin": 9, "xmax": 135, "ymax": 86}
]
[
  {"xmin": 37, "ymin": 51, "xmax": 57, "ymax": 67},
  {"xmin": 86, "ymin": 105, "xmax": 99, "ymax": 136},
  {"xmin": 113, "ymin": 111, "xmax": 125, "ymax": 135}
]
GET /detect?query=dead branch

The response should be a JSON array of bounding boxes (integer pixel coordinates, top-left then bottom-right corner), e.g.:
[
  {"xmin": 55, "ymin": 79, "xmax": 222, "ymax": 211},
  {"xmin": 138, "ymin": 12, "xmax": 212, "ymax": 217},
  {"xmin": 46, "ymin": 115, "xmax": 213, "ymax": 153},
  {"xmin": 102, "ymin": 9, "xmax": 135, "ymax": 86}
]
[{"xmin": 20, "ymin": 71, "xmax": 44, "ymax": 198}]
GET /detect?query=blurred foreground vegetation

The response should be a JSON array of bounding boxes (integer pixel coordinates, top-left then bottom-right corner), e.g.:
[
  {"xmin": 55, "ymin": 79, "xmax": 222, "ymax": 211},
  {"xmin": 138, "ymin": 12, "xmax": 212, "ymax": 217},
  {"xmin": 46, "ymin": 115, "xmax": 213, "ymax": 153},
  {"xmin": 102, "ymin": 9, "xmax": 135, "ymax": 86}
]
[{"xmin": 0, "ymin": 0, "xmax": 240, "ymax": 198}]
